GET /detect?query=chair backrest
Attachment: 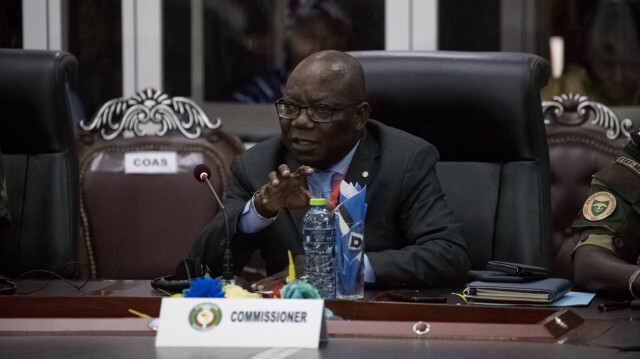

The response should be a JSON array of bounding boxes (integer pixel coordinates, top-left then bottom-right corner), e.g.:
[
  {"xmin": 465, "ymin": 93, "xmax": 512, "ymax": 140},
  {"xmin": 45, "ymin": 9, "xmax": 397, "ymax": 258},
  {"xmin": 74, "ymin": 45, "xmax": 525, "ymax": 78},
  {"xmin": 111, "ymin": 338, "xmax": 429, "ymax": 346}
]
[
  {"xmin": 77, "ymin": 88, "xmax": 243, "ymax": 279},
  {"xmin": 350, "ymin": 50, "xmax": 552, "ymax": 270},
  {"xmin": 542, "ymin": 93, "xmax": 631, "ymax": 279},
  {"xmin": 0, "ymin": 49, "xmax": 80, "ymax": 278}
]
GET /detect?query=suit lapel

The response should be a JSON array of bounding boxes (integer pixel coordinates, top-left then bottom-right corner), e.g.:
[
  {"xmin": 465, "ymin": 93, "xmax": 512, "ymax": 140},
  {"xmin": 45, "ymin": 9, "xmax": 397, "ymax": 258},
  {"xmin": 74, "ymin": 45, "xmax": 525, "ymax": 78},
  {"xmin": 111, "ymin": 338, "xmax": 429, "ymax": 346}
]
[
  {"xmin": 345, "ymin": 128, "xmax": 380, "ymax": 189},
  {"xmin": 289, "ymin": 207, "xmax": 307, "ymax": 239}
]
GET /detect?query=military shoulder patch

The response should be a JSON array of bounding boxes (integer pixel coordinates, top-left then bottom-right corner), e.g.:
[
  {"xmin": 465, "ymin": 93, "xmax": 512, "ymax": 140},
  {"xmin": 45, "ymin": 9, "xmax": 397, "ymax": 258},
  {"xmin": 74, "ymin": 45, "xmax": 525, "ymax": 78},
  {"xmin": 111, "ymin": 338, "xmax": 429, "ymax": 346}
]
[
  {"xmin": 582, "ymin": 191, "xmax": 617, "ymax": 221},
  {"xmin": 616, "ymin": 156, "xmax": 640, "ymax": 178}
]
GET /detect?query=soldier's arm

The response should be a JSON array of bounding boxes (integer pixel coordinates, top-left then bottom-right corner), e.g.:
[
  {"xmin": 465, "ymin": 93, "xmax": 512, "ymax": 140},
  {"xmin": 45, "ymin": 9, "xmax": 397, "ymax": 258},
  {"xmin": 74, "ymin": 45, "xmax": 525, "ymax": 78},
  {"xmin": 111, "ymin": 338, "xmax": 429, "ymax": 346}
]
[{"xmin": 573, "ymin": 244, "xmax": 640, "ymax": 298}]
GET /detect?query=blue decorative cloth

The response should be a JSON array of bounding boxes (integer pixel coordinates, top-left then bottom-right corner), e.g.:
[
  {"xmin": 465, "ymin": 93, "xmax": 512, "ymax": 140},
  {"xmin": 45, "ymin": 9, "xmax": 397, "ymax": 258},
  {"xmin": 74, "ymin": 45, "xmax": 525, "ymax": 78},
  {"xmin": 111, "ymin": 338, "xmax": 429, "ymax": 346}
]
[
  {"xmin": 280, "ymin": 279, "xmax": 321, "ymax": 299},
  {"xmin": 183, "ymin": 276, "xmax": 226, "ymax": 298},
  {"xmin": 335, "ymin": 182, "xmax": 367, "ymax": 296}
]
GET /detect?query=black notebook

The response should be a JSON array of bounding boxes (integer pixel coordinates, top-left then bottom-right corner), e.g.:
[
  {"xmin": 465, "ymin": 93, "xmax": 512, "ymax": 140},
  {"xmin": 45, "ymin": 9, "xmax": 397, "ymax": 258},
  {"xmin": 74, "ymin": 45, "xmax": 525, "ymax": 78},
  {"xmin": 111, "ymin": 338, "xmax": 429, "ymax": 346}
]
[{"xmin": 463, "ymin": 278, "xmax": 572, "ymax": 304}]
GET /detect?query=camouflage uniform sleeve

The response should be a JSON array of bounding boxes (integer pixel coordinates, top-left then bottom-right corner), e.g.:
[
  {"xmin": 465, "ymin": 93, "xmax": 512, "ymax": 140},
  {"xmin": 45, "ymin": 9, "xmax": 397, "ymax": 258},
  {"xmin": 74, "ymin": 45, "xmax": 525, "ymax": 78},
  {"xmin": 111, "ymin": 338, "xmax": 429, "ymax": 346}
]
[{"xmin": 572, "ymin": 179, "xmax": 640, "ymax": 264}]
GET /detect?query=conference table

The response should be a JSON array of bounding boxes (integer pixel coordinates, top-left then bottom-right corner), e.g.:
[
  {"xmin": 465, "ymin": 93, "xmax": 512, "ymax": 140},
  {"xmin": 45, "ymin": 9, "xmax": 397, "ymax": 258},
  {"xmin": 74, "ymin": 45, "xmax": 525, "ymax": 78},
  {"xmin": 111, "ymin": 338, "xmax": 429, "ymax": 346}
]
[{"xmin": 0, "ymin": 279, "xmax": 638, "ymax": 358}]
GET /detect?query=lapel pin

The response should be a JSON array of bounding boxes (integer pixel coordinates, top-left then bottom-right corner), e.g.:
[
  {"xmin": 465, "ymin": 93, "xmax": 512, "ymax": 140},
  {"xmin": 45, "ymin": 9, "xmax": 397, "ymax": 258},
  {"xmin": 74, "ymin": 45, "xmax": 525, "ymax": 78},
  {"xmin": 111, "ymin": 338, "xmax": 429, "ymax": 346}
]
[{"xmin": 362, "ymin": 171, "xmax": 369, "ymax": 178}]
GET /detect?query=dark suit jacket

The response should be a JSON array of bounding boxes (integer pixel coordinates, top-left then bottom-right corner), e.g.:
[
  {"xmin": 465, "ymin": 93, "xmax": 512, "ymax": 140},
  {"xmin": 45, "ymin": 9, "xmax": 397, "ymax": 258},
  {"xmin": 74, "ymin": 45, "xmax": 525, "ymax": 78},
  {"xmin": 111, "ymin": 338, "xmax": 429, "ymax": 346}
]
[{"xmin": 190, "ymin": 120, "xmax": 471, "ymax": 288}]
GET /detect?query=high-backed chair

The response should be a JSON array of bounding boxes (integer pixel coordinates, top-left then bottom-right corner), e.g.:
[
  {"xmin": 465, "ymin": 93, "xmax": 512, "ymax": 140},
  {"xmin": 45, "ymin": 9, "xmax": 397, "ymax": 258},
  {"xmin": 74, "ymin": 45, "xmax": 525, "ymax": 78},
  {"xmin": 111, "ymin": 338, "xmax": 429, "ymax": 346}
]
[
  {"xmin": 350, "ymin": 51, "xmax": 552, "ymax": 270},
  {"xmin": 77, "ymin": 88, "xmax": 243, "ymax": 279},
  {"xmin": 0, "ymin": 49, "xmax": 80, "ymax": 278},
  {"xmin": 542, "ymin": 93, "xmax": 631, "ymax": 279}
]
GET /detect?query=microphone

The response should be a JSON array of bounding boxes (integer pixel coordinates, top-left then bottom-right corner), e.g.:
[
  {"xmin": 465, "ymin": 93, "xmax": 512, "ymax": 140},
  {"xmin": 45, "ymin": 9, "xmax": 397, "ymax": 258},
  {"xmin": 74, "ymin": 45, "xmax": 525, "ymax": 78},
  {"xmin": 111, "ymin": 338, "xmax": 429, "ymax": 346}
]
[{"xmin": 194, "ymin": 164, "xmax": 234, "ymax": 284}]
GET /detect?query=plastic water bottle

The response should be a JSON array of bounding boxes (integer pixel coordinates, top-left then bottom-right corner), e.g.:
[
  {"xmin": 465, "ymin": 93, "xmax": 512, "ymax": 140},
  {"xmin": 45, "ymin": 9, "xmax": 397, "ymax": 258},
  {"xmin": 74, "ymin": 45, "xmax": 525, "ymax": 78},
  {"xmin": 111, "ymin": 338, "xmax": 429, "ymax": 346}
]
[{"xmin": 302, "ymin": 197, "xmax": 336, "ymax": 299}]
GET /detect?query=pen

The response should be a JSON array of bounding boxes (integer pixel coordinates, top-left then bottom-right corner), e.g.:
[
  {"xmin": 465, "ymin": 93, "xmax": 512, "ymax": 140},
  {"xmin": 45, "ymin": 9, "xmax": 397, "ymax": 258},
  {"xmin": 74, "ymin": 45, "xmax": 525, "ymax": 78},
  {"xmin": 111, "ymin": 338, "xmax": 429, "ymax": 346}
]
[
  {"xmin": 128, "ymin": 308, "xmax": 151, "ymax": 318},
  {"xmin": 598, "ymin": 300, "xmax": 632, "ymax": 312}
]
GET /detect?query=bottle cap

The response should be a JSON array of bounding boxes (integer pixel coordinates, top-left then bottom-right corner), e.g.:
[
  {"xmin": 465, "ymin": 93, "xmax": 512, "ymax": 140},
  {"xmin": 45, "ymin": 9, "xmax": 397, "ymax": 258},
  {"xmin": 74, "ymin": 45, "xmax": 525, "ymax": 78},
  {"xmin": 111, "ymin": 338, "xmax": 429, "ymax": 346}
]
[{"xmin": 309, "ymin": 198, "xmax": 326, "ymax": 206}]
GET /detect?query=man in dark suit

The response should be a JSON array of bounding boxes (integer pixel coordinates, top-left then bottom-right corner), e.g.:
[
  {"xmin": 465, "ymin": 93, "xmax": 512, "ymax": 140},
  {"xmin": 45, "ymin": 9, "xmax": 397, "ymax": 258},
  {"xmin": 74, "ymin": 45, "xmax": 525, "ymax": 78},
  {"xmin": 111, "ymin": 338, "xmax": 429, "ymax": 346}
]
[{"xmin": 190, "ymin": 50, "xmax": 470, "ymax": 289}]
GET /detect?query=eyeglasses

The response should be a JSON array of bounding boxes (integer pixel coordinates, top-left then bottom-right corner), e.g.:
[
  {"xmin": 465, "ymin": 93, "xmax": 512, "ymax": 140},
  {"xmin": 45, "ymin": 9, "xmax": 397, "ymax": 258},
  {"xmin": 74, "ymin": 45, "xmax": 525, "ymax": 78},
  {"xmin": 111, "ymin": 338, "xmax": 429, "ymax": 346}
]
[{"xmin": 274, "ymin": 99, "xmax": 361, "ymax": 123}]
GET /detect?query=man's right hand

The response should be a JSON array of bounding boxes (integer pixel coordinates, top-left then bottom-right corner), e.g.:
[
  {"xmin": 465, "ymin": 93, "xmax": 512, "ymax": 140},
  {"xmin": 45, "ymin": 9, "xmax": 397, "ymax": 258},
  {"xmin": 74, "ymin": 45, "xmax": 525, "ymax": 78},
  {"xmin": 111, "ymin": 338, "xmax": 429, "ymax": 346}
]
[{"xmin": 253, "ymin": 164, "xmax": 314, "ymax": 217}]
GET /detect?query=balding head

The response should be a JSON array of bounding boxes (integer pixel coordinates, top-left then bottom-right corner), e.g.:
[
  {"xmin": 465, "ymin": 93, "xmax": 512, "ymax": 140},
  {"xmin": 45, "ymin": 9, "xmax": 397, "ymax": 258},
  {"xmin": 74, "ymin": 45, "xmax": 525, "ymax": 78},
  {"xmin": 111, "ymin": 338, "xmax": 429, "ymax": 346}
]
[{"xmin": 289, "ymin": 50, "xmax": 366, "ymax": 103}]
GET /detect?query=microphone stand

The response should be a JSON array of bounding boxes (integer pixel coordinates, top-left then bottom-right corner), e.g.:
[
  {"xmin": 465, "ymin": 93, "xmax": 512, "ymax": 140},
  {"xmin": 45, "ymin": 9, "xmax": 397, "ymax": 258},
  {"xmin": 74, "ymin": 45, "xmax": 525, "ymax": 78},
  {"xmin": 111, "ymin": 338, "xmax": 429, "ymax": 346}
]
[{"xmin": 201, "ymin": 173, "xmax": 234, "ymax": 285}]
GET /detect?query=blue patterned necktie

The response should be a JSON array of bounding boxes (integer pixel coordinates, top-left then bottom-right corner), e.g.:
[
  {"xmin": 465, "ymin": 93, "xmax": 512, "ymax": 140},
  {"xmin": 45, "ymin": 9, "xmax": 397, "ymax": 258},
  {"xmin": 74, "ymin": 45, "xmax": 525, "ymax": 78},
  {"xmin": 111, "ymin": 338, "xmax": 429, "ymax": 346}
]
[{"xmin": 314, "ymin": 171, "xmax": 334, "ymax": 201}]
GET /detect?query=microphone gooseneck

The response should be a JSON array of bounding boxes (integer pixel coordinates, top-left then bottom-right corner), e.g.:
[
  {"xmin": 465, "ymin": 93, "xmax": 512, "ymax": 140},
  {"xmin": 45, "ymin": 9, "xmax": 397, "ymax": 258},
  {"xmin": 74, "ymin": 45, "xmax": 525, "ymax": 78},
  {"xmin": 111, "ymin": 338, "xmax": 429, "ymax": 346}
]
[{"xmin": 193, "ymin": 164, "xmax": 234, "ymax": 284}]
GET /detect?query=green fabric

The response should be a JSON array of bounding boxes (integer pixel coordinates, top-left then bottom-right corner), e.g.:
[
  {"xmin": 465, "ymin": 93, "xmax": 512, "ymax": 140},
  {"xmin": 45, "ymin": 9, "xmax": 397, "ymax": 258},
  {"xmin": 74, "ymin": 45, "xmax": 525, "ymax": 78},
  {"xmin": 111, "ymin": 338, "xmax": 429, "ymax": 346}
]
[
  {"xmin": 574, "ymin": 233, "xmax": 616, "ymax": 253},
  {"xmin": 572, "ymin": 181, "xmax": 634, "ymax": 233},
  {"xmin": 572, "ymin": 144, "xmax": 640, "ymax": 262}
]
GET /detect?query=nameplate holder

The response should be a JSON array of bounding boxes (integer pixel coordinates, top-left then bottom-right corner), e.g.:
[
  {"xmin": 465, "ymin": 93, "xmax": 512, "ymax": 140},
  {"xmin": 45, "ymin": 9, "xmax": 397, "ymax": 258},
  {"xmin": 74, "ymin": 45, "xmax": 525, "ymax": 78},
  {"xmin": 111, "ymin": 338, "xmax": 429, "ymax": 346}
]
[
  {"xmin": 124, "ymin": 151, "xmax": 177, "ymax": 174},
  {"xmin": 155, "ymin": 298, "xmax": 325, "ymax": 348}
]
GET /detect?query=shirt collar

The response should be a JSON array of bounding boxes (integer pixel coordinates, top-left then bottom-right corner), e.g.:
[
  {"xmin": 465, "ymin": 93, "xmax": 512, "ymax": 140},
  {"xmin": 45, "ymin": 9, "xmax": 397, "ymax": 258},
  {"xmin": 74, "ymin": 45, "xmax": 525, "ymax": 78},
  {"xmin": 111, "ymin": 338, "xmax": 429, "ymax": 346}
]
[{"xmin": 320, "ymin": 140, "xmax": 360, "ymax": 176}]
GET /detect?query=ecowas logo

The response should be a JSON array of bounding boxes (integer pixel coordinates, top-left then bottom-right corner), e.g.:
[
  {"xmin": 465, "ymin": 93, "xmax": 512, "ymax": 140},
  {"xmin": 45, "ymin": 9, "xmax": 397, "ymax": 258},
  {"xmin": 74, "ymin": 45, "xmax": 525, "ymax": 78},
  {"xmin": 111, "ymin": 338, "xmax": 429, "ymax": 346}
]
[
  {"xmin": 583, "ymin": 191, "xmax": 617, "ymax": 221},
  {"xmin": 188, "ymin": 302, "xmax": 222, "ymax": 331}
]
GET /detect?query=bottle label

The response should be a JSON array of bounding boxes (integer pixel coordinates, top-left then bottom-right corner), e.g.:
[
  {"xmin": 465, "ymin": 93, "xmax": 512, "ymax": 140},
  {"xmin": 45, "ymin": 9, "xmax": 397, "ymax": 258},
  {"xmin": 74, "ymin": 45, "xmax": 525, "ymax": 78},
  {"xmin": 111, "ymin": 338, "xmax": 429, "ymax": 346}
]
[{"xmin": 303, "ymin": 229, "xmax": 335, "ymax": 243}]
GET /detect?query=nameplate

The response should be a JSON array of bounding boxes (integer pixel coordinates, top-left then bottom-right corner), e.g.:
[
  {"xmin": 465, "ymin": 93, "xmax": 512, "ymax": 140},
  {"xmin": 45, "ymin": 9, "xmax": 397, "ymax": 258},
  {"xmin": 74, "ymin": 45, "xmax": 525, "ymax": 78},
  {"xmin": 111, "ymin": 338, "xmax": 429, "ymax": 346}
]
[
  {"xmin": 155, "ymin": 298, "xmax": 324, "ymax": 348},
  {"xmin": 124, "ymin": 151, "xmax": 177, "ymax": 174}
]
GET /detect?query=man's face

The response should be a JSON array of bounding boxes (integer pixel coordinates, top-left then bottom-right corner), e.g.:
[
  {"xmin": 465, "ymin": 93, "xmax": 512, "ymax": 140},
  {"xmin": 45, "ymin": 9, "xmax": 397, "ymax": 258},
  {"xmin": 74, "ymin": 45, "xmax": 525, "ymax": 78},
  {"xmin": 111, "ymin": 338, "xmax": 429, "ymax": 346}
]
[{"xmin": 279, "ymin": 59, "xmax": 365, "ymax": 169}]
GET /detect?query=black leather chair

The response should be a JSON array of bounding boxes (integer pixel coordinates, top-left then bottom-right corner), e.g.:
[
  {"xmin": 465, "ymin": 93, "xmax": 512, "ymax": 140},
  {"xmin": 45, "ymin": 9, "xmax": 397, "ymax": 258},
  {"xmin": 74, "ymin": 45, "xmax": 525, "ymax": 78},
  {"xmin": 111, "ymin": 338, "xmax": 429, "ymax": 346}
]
[
  {"xmin": 350, "ymin": 51, "xmax": 552, "ymax": 270},
  {"xmin": 0, "ymin": 49, "xmax": 80, "ymax": 278}
]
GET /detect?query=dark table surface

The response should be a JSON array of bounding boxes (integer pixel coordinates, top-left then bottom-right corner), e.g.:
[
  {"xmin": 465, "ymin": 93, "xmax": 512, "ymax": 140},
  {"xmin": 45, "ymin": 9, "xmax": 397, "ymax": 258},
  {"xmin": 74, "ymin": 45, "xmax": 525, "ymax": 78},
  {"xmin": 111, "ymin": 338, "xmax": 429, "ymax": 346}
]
[{"xmin": 1, "ymin": 279, "xmax": 639, "ymax": 358}]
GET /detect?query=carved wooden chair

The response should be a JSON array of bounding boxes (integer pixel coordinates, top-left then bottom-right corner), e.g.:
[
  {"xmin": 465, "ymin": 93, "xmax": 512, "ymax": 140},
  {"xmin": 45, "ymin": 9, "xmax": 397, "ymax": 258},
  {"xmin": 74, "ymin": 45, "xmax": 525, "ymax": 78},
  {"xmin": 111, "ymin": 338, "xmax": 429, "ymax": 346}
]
[
  {"xmin": 543, "ymin": 93, "xmax": 632, "ymax": 280},
  {"xmin": 76, "ymin": 88, "xmax": 243, "ymax": 279}
]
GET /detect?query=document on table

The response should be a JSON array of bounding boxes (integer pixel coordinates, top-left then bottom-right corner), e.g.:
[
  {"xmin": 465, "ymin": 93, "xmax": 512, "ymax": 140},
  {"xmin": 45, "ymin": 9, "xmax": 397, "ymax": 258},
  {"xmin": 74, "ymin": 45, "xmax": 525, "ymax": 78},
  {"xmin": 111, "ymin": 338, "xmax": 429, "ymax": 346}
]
[
  {"xmin": 550, "ymin": 291, "xmax": 596, "ymax": 306},
  {"xmin": 469, "ymin": 291, "xmax": 596, "ymax": 307}
]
